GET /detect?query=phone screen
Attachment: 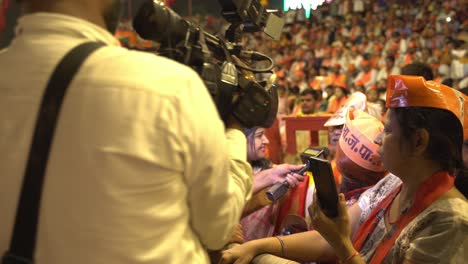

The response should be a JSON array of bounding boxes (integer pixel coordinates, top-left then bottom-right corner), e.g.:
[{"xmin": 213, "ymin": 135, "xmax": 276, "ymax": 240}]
[{"xmin": 307, "ymin": 156, "xmax": 339, "ymax": 218}]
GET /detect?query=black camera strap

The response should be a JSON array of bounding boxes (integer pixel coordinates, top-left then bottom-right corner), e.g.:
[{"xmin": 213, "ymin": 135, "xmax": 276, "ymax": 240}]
[{"xmin": 2, "ymin": 41, "xmax": 105, "ymax": 264}]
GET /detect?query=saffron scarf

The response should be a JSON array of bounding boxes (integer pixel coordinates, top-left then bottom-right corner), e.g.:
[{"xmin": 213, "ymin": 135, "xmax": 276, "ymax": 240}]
[{"xmin": 352, "ymin": 171, "xmax": 454, "ymax": 263}]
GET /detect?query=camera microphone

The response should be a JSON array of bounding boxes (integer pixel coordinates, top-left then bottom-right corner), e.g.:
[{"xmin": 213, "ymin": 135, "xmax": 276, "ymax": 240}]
[{"xmin": 265, "ymin": 147, "xmax": 329, "ymax": 202}]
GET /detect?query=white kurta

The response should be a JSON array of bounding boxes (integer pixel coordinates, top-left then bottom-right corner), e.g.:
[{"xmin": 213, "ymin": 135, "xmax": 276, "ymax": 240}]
[{"xmin": 0, "ymin": 13, "xmax": 252, "ymax": 264}]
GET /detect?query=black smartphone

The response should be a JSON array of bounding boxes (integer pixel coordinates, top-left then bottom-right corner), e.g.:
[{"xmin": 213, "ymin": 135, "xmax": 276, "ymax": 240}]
[
  {"xmin": 300, "ymin": 147, "xmax": 328, "ymax": 164},
  {"xmin": 307, "ymin": 156, "xmax": 339, "ymax": 218}
]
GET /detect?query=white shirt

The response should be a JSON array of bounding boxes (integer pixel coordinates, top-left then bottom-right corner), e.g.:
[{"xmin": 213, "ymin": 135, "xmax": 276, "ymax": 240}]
[
  {"xmin": 0, "ymin": 13, "xmax": 252, "ymax": 264},
  {"xmin": 376, "ymin": 66, "xmax": 401, "ymax": 82}
]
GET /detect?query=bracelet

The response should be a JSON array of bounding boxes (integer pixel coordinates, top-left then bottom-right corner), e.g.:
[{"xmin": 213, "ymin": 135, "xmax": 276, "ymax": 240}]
[
  {"xmin": 275, "ymin": 236, "xmax": 285, "ymax": 257},
  {"xmin": 340, "ymin": 251, "xmax": 359, "ymax": 264}
]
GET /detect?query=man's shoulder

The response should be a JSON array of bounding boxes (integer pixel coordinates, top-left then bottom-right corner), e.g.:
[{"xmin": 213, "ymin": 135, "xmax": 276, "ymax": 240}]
[
  {"xmin": 88, "ymin": 46, "xmax": 203, "ymax": 94},
  {"xmin": 77, "ymin": 46, "xmax": 218, "ymax": 117},
  {"xmin": 105, "ymin": 46, "xmax": 196, "ymax": 76}
]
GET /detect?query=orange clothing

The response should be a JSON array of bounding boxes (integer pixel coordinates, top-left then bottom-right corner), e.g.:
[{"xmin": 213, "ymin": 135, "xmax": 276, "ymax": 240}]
[
  {"xmin": 327, "ymin": 96, "xmax": 348, "ymax": 114},
  {"xmin": 325, "ymin": 73, "xmax": 346, "ymax": 87},
  {"xmin": 403, "ymin": 53, "xmax": 413, "ymax": 66},
  {"xmin": 114, "ymin": 29, "xmax": 137, "ymax": 48},
  {"xmin": 309, "ymin": 78, "xmax": 323, "ymax": 91},
  {"xmin": 331, "ymin": 158, "xmax": 342, "ymax": 186},
  {"xmin": 265, "ymin": 118, "xmax": 284, "ymax": 164},
  {"xmin": 355, "ymin": 71, "xmax": 373, "ymax": 87},
  {"xmin": 370, "ymin": 55, "xmax": 381, "ymax": 69}
]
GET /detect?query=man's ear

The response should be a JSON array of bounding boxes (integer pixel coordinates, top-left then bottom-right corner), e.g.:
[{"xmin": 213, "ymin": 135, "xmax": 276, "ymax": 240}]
[{"xmin": 413, "ymin": 128, "xmax": 430, "ymax": 156}]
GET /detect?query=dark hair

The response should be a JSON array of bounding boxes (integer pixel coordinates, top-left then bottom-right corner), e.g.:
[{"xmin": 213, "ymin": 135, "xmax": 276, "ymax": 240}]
[
  {"xmin": 441, "ymin": 78, "xmax": 454, "ymax": 87},
  {"xmin": 337, "ymin": 86, "xmax": 350, "ymax": 96},
  {"xmin": 394, "ymin": 107, "xmax": 468, "ymax": 197},
  {"xmin": 401, "ymin": 63, "xmax": 434, "ymax": 81},
  {"xmin": 250, "ymin": 158, "xmax": 272, "ymax": 171},
  {"xmin": 300, "ymin": 88, "xmax": 320, "ymax": 101},
  {"xmin": 245, "ymin": 127, "xmax": 258, "ymax": 161},
  {"xmin": 459, "ymin": 87, "xmax": 468, "ymax": 96},
  {"xmin": 394, "ymin": 107, "xmax": 463, "ymax": 174},
  {"xmin": 385, "ymin": 55, "xmax": 395, "ymax": 63},
  {"xmin": 455, "ymin": 169, "xmax": 468, "ymax": 198}
]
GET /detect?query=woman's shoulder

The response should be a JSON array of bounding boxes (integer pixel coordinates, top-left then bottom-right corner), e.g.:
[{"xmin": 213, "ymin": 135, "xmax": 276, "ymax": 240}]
[
  {"xmin": 428, "ymin": 188, "xmax": 468, "ymax": 222},
  {"xmin": 358, "ymin": 174, "xmax": 401, "ymax": 204},
  {"xmin": 357, "ymin": 174, "xmax": 401, "ymax": 221},
  {"xmin": 395, "ymin": 193, "xmax": 468, "ymax": 264}
]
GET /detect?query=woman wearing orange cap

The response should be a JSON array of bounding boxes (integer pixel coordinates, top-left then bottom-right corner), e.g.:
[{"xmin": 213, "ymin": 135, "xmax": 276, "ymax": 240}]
[{"xmin": 220, "ymin": 75, "xmax": 468, "ymax": 264}]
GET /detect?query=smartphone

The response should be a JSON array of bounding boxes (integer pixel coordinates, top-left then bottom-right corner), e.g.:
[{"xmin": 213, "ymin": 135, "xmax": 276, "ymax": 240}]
[
  {"xmin": 300, "ymin": 147, "xmax": 329, "ymax": 164},
  {"xmin": 307, "ymin": 156, "xmax": 339, "ymax": 218}
]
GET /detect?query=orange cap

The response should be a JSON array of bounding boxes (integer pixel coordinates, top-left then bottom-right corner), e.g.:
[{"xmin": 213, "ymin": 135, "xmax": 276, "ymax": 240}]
[
  {"xmin": 276, "ymin": 70, "xmax": 285, "ymax": 78},
  {"xmin": 387, "ymin": 75, "xmax": 468, "ymax": 139},
  {"xmin": 294, "ymin": 70, "xmax": 306, "ymax": 79},
  {"xmin": 361, "ymin": 60, "xmax": 371, "ymax": 66},
  {"xmin": 347, "ymin": 63, "xmax": 356, "ymax": 71},
  {"xmin": 339, "ymin": 109, "xmax": 385, "ymax": 172},
  {"xmin": 390, "ymin": 43, "xmax": 399, "ymax": 50}
]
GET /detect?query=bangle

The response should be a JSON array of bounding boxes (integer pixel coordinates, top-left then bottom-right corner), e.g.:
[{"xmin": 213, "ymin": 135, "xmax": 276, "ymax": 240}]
[
  {"xmin": 341, "ymin": 251, "xmax": 359, "ymax": 264},
  {"xmin": 275, "ymin": 236, "xmax": 285, "ymax": 257}
]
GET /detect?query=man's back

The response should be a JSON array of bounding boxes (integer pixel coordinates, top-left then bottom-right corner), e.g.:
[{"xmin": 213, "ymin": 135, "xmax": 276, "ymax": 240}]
[{"xmin": 0, "ymin": 13, "xmax": 251, "ymax": 263}]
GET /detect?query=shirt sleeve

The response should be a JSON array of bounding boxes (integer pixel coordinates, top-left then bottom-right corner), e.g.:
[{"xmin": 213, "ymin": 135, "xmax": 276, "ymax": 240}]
[
  {"xmin": 177, "ymin": 70, "xmax": 253, "ymax": 250},
  {"xmin": 403, "ymin": 208, "xmax": 468, "ymax": 263}
]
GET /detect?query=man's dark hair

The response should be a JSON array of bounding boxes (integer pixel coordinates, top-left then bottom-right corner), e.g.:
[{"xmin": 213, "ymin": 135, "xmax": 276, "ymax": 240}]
[
  {"xmin": 442, "ymin": 78, "xmax": 454, "ymax": 87},
  {"xmin": 459, "ymin": 87, "xmax": 468, "ymax": 96},
  {"xmin": 401, "ymin": 63, "xmax": 434, "ymax": 81},
  {"xmin": 300, "ymin": 88, "xmax": 320, "ymax": 101},
  {"xmin": 386, "ymin": 55, "xmax": 395, "ymax": 63}
]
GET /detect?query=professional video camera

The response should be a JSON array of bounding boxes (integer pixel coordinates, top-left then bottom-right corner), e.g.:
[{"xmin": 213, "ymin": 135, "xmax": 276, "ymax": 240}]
[{"xmin": 133, "ymin": 0, "xmax": 285, "ymax": 128}]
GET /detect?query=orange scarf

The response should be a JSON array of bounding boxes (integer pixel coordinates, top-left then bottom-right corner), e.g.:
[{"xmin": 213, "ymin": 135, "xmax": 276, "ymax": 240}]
[{"xmin": 353, "ymin": 171, "xmax": 454, "ymax": 263}]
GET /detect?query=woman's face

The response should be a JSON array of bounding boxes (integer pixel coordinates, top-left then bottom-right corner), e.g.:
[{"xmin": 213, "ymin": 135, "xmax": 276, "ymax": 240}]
[
  {"xmin": 366, "ymin": 89, "xmax": 379, "ymax": 103},
  {"xmin": 247, "ymin": 128, "xmax": 269, "ymax": 161},
  {"xmin": 328, "ymin": 125, "xmax": 343, "ymax": 155},
  {"xmin": 374, "ymin": 109, "xmax": 409, "ymax": 175},
  {"xmin": 334, "ymin": 87, "xmax": 345, "ymax": 98}
]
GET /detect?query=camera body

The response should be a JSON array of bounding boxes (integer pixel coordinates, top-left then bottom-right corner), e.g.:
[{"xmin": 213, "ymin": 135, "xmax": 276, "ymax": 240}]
[{"xmin": 133, "ymin": 0, "xmax": 284, "ymax": 128}]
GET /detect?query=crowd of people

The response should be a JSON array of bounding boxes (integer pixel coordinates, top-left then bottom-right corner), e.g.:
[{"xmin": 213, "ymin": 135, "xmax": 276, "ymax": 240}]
[
  {"xmin": 132, "ymin": 0, "xmax": 467, "ymax": 164},
  {"xmin": 1, "ymin": 0, "xmax": 467, "ymax": 264},
  {"xmin": 247, "ymin": 0, "xmax": 468, "ymax": 139}
]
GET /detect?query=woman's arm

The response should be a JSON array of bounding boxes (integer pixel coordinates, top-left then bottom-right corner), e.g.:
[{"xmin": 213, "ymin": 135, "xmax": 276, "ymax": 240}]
[
  {"xmin": 220, "ymin": 230, "xmax": 336, "ymax": 264},
  {"xmin": 251, "ymin": 164, "xmax": 304, "ymax": 194},
  {"xmin": 309, "ymin": 194, "xmax": 365, "ymax": 263},
  {"xmin": 221, "ymin": 201, "xmax": 364, "ymax": 264}
]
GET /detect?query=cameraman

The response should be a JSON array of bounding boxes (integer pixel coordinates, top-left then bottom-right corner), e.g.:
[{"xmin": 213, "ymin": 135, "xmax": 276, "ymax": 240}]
[{"xmin": 0, "ymin": 1, "xmax": 253, "ymax": 264}]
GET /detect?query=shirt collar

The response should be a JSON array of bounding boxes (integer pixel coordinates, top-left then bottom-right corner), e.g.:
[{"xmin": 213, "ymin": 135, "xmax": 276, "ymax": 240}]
[{"xmin": 15, "ymin": 12, "xmax": 120, "ymax": 46}]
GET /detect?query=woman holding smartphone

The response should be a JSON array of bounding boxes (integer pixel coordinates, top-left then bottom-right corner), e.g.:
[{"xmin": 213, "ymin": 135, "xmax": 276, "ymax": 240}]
[{"xmin": 220, "ymin": 75, "xmax": 468, "ymax": 264}]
